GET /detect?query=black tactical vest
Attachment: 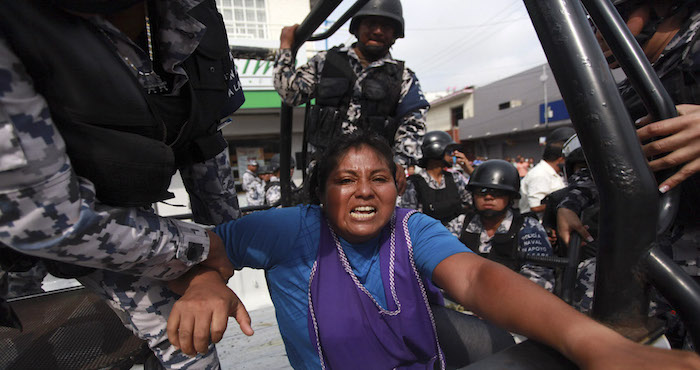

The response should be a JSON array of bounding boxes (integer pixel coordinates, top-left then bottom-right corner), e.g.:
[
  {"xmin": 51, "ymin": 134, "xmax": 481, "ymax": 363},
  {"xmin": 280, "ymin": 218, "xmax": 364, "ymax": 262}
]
[
  {"xmin": 0, "ymin": 0, "xmax": 232, "ymax": 278},
  {"xmin": 0, "ymin": 0, "xmax": 231, "ymax": 208},
  {"xmin": 409, "ymin": 172, "xmax": 465, "ymax": 225},
  {"xmin": 306, "ymin": 47, "xmax": 404, "ymax": 152},
  {"xmin": 459, "ymin": 212, "xmax": 526, "ymax": 272}
]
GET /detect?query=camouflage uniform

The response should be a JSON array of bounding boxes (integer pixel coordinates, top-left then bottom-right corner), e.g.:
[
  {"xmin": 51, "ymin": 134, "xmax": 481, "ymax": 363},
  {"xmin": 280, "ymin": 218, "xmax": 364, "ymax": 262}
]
[
  {"xmin": 463, "ymin": 211, "xmax": 556, "ymax": 292},
  {"xmin": 265, "ymin": 175, "xmax": 282, "ymax": 206},
  {"xmin": 273, "ymin": 45, "xmax": 428, "ymax": 167},
  {"xmin": 242, "ymin": 169, "xmax": 264, "ymax": 206},
  {"xmin": 557, "ymin": 168, "xmax": 597, "ymax": 215},
  {"xmin": 0, "ymin": 0, "xmax": 242, "ymax": 368},
  {"xmin": 1, "ymin": 262, "xmax": 48, "ymax": 299},
  {"xmin": 399, "ymin": 170, "xmax": 472, "ymax": 236}
]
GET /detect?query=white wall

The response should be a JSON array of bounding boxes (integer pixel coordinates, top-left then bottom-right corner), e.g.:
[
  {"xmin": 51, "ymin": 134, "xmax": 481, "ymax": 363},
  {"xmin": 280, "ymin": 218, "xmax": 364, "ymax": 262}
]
[{"xmin": 426, "ymin": 94, "xmax": 474, "ymax": 132}]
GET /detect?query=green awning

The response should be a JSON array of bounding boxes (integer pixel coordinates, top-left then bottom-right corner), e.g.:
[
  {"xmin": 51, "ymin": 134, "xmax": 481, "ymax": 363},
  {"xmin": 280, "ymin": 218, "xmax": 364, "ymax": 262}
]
[{"xmin": 239, "ymin": 90, "xmax": 313, "ymax": 109}]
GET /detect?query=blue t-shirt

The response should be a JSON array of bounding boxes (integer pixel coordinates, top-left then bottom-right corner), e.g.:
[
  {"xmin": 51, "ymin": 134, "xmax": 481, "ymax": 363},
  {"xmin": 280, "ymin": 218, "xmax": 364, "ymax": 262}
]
[{"xmin": 214, "ymin": 205, "xmax": 472, "ymax": 369}]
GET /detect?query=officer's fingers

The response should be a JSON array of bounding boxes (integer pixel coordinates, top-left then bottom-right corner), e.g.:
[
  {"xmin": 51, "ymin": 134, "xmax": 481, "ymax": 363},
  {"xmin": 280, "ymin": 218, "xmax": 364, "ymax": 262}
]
[
  {"xmin": 177, "ymin": 312, "xmax": 197, "ymax": 356},
  {"xmin": 167, "ymin": 307, "xmax": 182, "ymax": 350},
  {"xmin": 635, "ymin": 114, "xmax": 652, "ymax": 127},
  {"xmin": 193, "ymin": 312, "xmax": 213, "ymax": 354},
  {"xmin": 647, "ymin": 143, "xmax": 699, "ymax": 172},
  {"xmin": 657, "ymin": 158, "xmax": 700, "ymax": 193},
  {"xmin": 231, "ymin": 299, "xmax": 254, "ymax": 336}
]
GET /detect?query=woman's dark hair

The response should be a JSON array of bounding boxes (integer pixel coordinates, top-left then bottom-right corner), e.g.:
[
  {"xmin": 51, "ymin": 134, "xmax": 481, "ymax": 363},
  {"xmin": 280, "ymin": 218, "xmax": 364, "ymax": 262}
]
[{"xmin": 308, "ymin": 131, "xmax": 397, "ymax": 204}]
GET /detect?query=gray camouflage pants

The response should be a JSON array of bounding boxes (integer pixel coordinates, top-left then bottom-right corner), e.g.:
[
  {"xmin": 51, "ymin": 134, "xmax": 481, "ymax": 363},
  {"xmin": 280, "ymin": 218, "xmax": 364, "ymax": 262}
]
[{"xmin": 79, "ymin": 270, "xmax": 220, "ymax": 369}]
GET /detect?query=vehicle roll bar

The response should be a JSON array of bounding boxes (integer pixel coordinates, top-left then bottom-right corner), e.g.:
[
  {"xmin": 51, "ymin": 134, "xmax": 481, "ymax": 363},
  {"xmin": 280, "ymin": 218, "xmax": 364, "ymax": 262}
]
[
  {"xmin": 524, "ymin": 0, "xmax": 659, "ymax": 335},
  {"xmin": 581, "ymin": 0, "xmax": 680, "ymax": 240},
  {"xmin": 278, "ymin": 0, "xmax": 369, "ymax": 206}
]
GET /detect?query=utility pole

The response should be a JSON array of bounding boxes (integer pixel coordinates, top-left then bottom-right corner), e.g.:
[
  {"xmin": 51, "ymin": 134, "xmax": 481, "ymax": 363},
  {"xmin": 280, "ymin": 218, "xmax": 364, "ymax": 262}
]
[{"xmin": 540, "ymin": 65, "xmax": 549, "ymax": 127}]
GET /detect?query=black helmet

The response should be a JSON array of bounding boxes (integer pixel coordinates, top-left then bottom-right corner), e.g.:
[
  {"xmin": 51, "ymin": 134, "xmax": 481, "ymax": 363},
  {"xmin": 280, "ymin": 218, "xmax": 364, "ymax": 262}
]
[
  {"xmin": 546, "ymin": 126, "xmax": 576, "ymax": 144},
  {"xmin": 258, "ymin": 164, "xmax": 274, "ymax": 175},
  {"xmin": 420, "ymin": 131, "xmax": 456, "ymax": 164},
  {"xmin": 270, "ymin": 153, "xmax": 296, "ymax": 173},
  {"xmin": 563, "ymin": 134, "xmax": 587, "ymax": 179},
  {"xmin": 467, "ymin": 159, "xmax": 521, "ymax": 198},
  {"xmin": 349, "ymin": 0, "xmax": 405, "ymax": 38}
]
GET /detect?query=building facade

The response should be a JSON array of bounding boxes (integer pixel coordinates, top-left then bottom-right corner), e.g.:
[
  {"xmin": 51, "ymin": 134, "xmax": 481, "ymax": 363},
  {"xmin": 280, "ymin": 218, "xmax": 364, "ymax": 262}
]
[
  {"xmin": 457, "ymin": 64, "xmax": 574, "ymax": 161},
  {"xmin": 217, "ymin": 0, "xmax": 313, "ymax": 188},
  {"xmin": 424, "ymin": 87, "xmax": 474, "ymax": 152}
]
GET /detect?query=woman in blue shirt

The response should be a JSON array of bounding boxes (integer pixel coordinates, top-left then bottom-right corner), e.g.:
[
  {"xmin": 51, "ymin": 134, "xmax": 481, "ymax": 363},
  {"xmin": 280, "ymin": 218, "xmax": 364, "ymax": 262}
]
[{"xmin": 167, "ymin": 132, "xmax": 699, "ymax": 369}]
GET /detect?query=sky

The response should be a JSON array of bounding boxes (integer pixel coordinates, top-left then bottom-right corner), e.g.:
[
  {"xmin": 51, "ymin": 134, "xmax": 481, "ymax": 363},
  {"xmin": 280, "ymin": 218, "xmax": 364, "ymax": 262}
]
[{"xmin": 311, "ymin": 0, "xmax": 548, "ymax": 93}]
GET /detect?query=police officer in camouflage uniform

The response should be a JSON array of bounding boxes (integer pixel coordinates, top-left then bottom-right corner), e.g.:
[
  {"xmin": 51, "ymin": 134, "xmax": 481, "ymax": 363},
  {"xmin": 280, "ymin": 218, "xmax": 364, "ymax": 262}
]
[
  {"xmin": 273, "ymin": 0, "xmax": 429, "ymax": 193},
  {"xmin": 242, "ymin": 159, "xmax": 265, "ymax": 206},
  {"xmin": 459, "ymin": 160, "xmax": 555, "ymax": 292},
  {"xmin": 264, "ymin": 153, "xmax": 297, "ymax": 207},
  {"xmin": 0, "ymin": 0, "xmax": 246, "ymax": 367},
  {"xmin": 399, "ymin": 131, "xmax": 474, "ymax": 237}
]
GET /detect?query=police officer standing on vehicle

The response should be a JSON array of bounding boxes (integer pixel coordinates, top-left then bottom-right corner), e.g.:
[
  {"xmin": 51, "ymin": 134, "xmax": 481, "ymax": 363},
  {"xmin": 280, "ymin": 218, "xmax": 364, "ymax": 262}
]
[
  {"xmin": 460, "ymin": 160, "xmax": 555, "ymax": 292},
  {"xmin": 0, "ymin": 0, "xmax": 247, "ymax": 367},
  {"xmin": 273, "ymin": 0, "xmax": 430, "ymax": 193},
  {"xmin": 400, "ymin": 131, "xmax": 474, "ymax": 237}
]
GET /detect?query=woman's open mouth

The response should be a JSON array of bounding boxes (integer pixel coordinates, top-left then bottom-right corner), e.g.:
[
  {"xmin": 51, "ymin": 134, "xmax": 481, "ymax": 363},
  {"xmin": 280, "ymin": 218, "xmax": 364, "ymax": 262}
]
[{"xmin": 350, "ymin": 206, "xmax": 377, "ymax": 220}]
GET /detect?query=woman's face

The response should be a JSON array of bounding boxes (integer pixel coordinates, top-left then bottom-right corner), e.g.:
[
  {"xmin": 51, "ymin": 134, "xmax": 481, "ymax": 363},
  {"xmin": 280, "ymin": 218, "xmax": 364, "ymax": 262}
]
[{"xmin": 321, "ymin": 145, "xmax": 397, "ymax": 244}]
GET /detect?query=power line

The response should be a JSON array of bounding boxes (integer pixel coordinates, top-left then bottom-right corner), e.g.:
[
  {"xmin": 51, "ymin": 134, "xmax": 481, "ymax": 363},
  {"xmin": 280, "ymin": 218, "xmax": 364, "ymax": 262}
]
[{"xmin": 411, "ymin": 1, "xmax": 525, "ymax": 71}]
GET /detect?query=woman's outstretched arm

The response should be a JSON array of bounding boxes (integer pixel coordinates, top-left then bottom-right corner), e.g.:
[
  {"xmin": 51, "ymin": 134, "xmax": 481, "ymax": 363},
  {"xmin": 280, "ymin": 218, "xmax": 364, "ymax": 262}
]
[{"xmin": 433, "ymin": 252, "xmax": 700, "ymax": 369}]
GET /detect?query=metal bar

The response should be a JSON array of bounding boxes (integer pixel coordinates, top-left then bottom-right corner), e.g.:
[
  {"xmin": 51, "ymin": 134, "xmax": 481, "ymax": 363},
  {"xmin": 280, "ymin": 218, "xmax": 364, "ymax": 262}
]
[
  {"xmin": 279, "ymin": 0, "xmax": 345, "ymax": 206},
  {"xmin": 523, "ymin": 0, "xmax": 658, "ymax": 333},
  {"xmin": 647, "ymin": 247, "xmax": 700, "ymax": 353},
  {"xmin": 229, "ymin": 45, "xmax": 277, "ymax": 61},
  {"xmin": 580, "ymin": 0, "xmax": 680, "ymax": 239},
  {"xmin": 308, "ymin": 0, "xmax": 370, "ymax": 41},
  {"xmin": 291, "ymin": 0, "xmax": 344, "ymax": 53},
  {"xmin": 280, "ymin": 103, "xmax": 294, "ymax": 206},
  {"xmin": 561, "ymin": 233, "xmax": 582, "ymax": 304}
]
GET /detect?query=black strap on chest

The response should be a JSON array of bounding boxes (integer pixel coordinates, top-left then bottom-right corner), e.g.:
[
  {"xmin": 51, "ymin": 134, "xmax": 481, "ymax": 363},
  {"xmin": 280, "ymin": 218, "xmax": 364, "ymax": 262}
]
[
  {"xmin": 459, "ymin": 211, "xmax": 526, "ymax": 271},
  {"xmin": 410, "ymin": 172, "xmax": 464, "ymax": 224}
]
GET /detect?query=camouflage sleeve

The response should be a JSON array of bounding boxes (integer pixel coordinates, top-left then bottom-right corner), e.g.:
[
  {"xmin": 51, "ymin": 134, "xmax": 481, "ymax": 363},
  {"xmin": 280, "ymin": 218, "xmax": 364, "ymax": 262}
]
[
  {"xmin": 557, "ymin": 170, "xmax": 598, "ymax": 214},
  {"xmin": 0, "ymin": 37, "xmax": 209, "ymax": 280},
  {"xmin": 398, "ymin": 177, "xmax": 421, "ymax": 211},
  {"xmin": 393, "ymin": 68, "xmax": 429, "ymax": 167},
  {"xmin": 273, "ymin": 48, "xmax": 324, "ymax": 106},
  {"xmin": 452, "ymin": 172, "xmax": 473, "ymax": 207},
  {"xmin": 180, "ymin": 148, "xmax": 240, "ymax": 225},
  {"xmin": 265, "ymin": 184, "xmax": 281, "ymax": 206},
  {"xmin": 518, "ymin": 217, "xmax": 555, "ymax": 292}
]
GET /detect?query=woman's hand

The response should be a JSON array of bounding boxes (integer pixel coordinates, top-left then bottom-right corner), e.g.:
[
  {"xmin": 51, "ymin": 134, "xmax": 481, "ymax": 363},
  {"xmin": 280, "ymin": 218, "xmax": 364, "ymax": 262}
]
[
  {"xmin": 637, "ymin": 104, "xmax": 700, "ymax": 192},
  {"xmin": 167, "ymin": 268, "xmax": 253, "ymax": 356}
]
